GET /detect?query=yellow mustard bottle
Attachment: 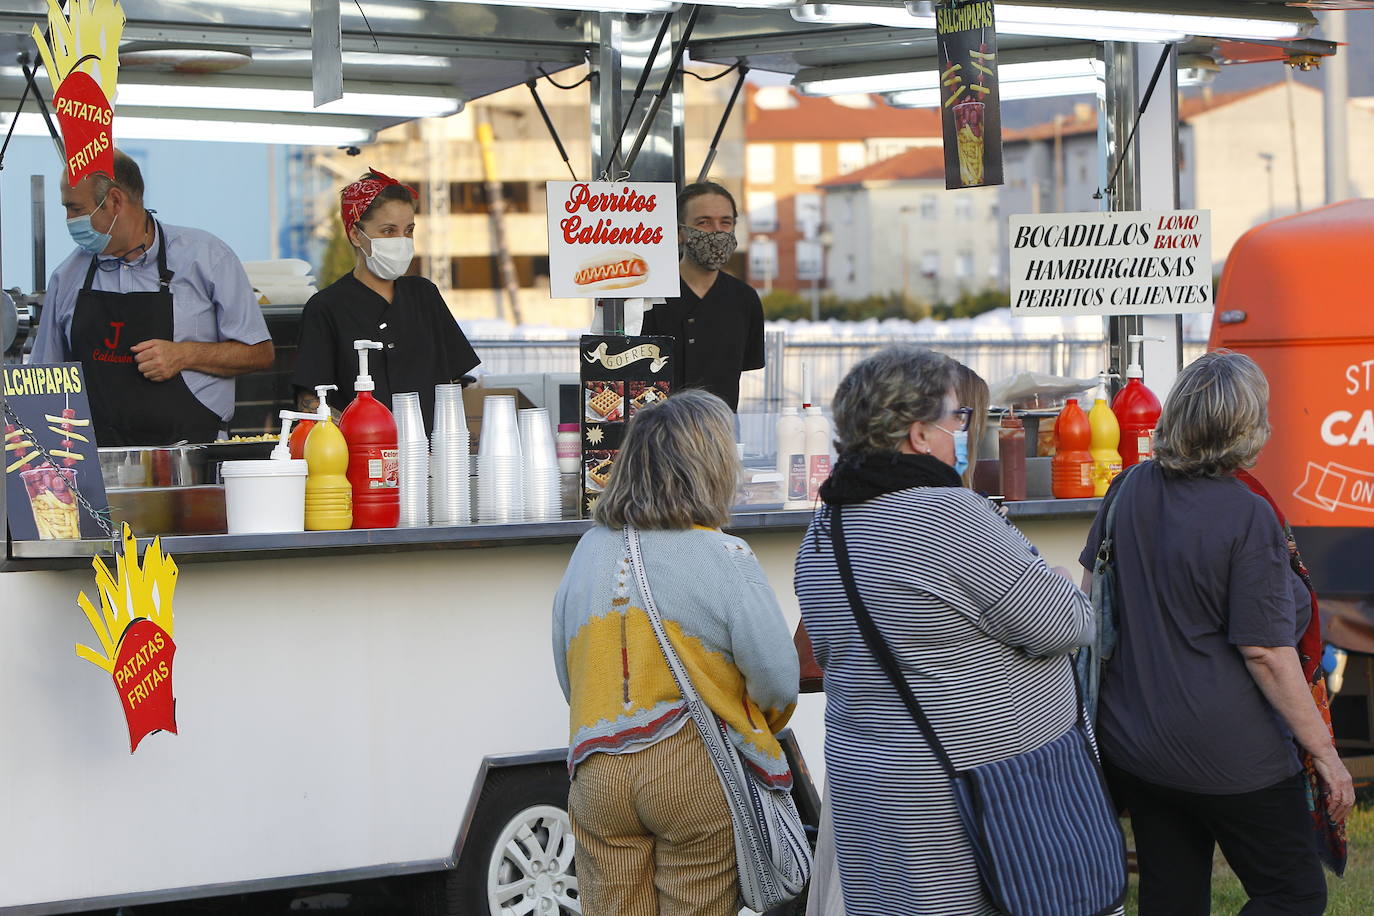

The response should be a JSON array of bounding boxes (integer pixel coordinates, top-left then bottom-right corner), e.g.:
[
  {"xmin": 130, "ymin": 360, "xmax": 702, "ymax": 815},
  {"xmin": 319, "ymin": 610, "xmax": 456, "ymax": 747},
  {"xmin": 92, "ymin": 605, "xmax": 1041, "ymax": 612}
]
[
  {"xmin": 1088, "ymin": 373, "xmax": 1123, "ymax": 498},
  {"xmin": 304, "ymin": 384, "xmax": 353, "ymax": 530}
]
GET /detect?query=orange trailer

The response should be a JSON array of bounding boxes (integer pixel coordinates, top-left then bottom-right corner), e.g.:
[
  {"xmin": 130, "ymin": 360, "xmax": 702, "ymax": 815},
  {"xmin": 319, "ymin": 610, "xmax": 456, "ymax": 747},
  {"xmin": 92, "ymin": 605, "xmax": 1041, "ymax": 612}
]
[{"xmin": 1211, "ymin": 199, "xmax": 1374, "ymax": 654}]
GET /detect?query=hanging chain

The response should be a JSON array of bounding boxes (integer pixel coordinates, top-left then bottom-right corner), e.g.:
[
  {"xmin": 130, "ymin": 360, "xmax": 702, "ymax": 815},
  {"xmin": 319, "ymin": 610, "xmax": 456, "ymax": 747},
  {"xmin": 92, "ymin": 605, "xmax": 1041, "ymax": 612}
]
[{"xmin": 4, "ymin": 400, "xmax": 120, "ymax": 557}]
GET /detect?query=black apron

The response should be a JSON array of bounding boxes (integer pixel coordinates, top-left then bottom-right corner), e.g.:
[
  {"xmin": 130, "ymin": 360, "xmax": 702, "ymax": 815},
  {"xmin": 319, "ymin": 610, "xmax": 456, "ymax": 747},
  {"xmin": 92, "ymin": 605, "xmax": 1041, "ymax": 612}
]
[{"xmin": 67, "ymin": 221, "xmax": 224, "ymax": 446}]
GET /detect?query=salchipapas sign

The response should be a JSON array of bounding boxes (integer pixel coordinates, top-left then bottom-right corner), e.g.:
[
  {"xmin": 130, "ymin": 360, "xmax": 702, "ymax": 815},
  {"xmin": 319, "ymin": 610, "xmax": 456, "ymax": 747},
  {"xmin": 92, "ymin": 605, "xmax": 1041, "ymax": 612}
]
[
  {"xmin": 547, "ymin": 181, "xmax": 679, "ymax": 299},
  {"xmin": 937, "ymin": 0, "xmax": 1003, "ymax": 190},
  {"xmin": 1009, "ymin": 210, "xmax": 1213, "ymax": 316}
]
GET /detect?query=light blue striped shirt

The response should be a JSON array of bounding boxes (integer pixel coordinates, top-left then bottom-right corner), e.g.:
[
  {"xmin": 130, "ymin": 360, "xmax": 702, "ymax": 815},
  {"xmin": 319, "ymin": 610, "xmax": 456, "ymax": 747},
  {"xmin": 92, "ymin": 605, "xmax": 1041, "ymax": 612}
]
[{"xmin": 30, "ymin": 222, "xmax": 271, "ymax": 421}]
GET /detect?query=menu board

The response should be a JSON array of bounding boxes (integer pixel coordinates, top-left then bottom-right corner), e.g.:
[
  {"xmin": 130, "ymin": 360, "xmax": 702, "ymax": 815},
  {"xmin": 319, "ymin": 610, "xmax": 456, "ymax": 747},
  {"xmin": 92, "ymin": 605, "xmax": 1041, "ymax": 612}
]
[
  {"xmin": 547, "ymin": 181, "xmax": 680, "ymax": 300},
  {"xmin": 579, "ymin": 335, "xmax": 675, "ymax": 517},
  {"xmin": 937, "ymin": 0, "xmax": 1004, "ymax": 190},
  {"xmin": 3, "ymin": 362, "xmax": 110, "ymax": 540}
]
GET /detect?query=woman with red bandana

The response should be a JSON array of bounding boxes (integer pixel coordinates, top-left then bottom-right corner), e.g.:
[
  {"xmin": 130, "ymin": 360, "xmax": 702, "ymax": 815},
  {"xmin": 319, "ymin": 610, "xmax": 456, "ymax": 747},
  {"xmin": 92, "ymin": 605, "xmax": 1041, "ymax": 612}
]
[{"xmin": 293, "ymin": 170, "xmax": 479, "ymax": 433}]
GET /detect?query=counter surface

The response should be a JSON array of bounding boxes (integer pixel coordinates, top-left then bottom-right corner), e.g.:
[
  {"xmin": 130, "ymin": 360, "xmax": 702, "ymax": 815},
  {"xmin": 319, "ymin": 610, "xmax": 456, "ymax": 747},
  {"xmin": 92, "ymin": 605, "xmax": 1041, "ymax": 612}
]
[{"xmin": 4, "ymin": 497, "xmax": 1102, "ymax": 571}]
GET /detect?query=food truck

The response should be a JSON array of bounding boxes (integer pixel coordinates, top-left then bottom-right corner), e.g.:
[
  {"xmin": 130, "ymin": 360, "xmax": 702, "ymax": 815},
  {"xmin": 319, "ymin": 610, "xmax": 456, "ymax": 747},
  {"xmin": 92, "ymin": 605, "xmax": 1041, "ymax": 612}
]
[
  {"xmin": 1211, "ymin": 199, "xmax": 1374, "ymax": 761},
  {"xmin": 0, "ymin": 0, "xmax": 1343, "ymax": 912}
]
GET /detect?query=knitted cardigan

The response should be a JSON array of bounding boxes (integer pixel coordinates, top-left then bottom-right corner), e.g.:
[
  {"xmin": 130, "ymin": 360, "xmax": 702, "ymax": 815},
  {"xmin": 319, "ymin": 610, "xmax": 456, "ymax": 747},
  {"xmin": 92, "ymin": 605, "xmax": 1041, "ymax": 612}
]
[{"xmin": 553, "ymin": 525, "xmax": 799, "ymax": 787}]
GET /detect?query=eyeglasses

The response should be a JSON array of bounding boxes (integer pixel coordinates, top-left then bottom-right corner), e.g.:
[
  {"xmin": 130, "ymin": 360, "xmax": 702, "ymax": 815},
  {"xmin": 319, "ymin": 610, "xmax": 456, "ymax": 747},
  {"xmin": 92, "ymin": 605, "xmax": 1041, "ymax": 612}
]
[
  {"xmin": 952, "ymin": 407, "xmax": 974, "ymax": 432},
  {"xmin": 96, "ymin": 247, "xmax": 149, "ymax": 271}
]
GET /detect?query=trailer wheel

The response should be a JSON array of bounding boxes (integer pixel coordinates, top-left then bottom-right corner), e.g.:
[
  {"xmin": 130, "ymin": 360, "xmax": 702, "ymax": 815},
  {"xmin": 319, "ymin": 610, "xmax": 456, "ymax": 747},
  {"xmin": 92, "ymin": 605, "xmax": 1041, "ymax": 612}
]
[{"xmin": 452, "ymin": 765, "xmax": 580, "ymax": 915}]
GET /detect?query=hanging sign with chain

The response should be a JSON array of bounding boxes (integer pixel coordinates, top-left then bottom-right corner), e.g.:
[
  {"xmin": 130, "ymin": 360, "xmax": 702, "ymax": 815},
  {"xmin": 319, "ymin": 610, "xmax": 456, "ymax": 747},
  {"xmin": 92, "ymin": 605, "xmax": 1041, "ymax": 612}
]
[{"xmin": 4, "ymin": 363, "xmax": 110, "ymax": 540}]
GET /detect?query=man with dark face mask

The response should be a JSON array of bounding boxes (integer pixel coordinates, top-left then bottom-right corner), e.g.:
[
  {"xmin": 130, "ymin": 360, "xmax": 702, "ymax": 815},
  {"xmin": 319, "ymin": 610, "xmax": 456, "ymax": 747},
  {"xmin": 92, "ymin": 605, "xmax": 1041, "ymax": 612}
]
[{"xmin": 640, "ymin": 182, "xmax": 764, "ymax": 412}]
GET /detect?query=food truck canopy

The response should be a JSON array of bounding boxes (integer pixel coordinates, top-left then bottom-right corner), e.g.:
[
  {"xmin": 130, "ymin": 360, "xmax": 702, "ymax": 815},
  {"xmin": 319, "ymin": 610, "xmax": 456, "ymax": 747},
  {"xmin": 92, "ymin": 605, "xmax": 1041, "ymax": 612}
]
[{"xmin": 0, "ymin": 0, "xmax": 1348, "ymax": 143}]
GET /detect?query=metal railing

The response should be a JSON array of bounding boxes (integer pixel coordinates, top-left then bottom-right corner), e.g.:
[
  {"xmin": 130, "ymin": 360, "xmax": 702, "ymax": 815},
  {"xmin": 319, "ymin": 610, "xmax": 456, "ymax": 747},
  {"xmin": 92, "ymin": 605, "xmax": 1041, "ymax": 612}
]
[{"xmin": 469, "ymin": 333, "xmax": 1208, "ymax": 412}]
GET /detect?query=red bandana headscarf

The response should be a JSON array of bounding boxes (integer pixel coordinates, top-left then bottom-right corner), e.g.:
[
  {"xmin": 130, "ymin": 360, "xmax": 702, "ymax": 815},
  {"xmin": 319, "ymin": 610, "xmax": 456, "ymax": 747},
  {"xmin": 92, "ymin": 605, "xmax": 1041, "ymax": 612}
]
[{"xmin": 340, "ymin": 169, "xmax": 418, "ymax": 237}]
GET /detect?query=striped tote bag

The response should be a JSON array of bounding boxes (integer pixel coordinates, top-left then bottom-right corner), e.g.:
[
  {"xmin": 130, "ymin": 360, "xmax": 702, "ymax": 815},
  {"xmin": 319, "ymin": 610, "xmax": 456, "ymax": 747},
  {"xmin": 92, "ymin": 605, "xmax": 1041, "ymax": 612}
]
[{"xmin": 832, "ymin": 507, "xmax": 1126, "ymax": 916}]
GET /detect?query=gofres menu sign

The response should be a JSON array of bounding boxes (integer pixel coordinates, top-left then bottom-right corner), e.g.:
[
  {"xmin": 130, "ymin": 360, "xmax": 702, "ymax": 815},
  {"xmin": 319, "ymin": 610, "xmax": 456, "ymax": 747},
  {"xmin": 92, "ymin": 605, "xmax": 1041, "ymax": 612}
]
[
  {"xmin": 1009, "ymin": 210, "xmax": 1214, "ymax": 316},
  {"xmin": 546, "ymin": 181, "xmax": 680, "ymax": 300}
]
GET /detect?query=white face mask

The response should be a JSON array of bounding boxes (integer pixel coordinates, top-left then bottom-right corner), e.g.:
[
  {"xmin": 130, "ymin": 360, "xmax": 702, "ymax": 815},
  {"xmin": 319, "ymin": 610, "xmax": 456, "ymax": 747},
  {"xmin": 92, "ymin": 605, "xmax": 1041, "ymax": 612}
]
[{"xmin": 356, "ymin": 229, "xmax": 414, "ymax": 281}]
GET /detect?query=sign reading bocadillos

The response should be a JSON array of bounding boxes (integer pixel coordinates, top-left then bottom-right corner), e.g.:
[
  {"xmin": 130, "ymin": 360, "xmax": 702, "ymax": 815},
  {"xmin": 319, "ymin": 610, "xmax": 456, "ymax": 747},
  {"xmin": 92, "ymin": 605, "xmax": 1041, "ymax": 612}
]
[{"xmin": 32, "ymin": 0, "xmax": 125, "ymax": 187}]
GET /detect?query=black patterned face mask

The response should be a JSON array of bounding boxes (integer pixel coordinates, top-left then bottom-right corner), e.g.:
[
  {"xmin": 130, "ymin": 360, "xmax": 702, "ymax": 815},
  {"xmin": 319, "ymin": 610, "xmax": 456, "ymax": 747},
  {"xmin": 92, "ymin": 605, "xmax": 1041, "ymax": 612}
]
[{"xmin": 679, "ymin": 225, "xmax": 738, "ymax": 270}]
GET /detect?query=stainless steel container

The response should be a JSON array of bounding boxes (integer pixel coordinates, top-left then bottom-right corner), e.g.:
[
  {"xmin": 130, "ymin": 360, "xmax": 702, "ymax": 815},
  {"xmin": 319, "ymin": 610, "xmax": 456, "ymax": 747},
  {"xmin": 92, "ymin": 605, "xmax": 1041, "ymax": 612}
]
[{"xmin": 98, "ymin": 446, "xmax": 207, "ymax": 490}]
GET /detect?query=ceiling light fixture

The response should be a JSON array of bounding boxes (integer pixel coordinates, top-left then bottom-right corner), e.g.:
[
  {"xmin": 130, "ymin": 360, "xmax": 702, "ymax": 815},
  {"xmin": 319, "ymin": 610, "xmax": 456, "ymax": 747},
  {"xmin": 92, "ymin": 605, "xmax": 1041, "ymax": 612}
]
[
  {"xmin": 797, "ymin": 57, "xmax": 1097, "ymax": 97},
  {"xmin": 433, "ymin": 0, "xmax": 677, "ymax": 12},
  {"xmin": 791, "ymin": 2, "xmax": 1313, "ymax": 42},
  {"xmin": 0, "ymin": 111, "xmax": 374, "ymax": 146},
  {"xmin": 114, "ymin": 82, "xmax": 463, "ymax": 119}
]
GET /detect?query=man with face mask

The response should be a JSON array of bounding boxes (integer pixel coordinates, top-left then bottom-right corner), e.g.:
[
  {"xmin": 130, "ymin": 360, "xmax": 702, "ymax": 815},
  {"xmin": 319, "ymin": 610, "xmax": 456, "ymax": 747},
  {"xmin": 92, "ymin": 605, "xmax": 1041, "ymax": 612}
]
[
  {"xmin": 640, "ymin": 182, "xmax": 764, "ymax": 412},
  {"xmin": 29, "ymin": 149, "xmax": 274, "ymax": 446},
  {"xmin": 292, "ymin": 170, "xmax": 479, "ymax": 434}
]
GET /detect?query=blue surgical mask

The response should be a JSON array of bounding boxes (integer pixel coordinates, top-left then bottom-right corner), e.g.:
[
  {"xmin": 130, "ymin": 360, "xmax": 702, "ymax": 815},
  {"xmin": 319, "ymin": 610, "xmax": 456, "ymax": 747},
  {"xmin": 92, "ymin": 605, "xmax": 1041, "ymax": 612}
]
[
  {"xmin": 66, "ymin": 192, "xmax": 116, "ymax": 254},
  {"xmin": 932, "ymin": 424, "xmax": 971, "ymax": 477}
]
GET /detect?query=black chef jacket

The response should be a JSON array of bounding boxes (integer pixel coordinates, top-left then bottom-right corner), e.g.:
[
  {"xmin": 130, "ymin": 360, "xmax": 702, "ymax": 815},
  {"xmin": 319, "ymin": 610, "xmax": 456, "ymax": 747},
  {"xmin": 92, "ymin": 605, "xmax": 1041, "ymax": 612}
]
[
  {"xmin": 640, "ymin": 272, "xmax": 765, "ymax": 412},
  {"xmin": 292, "ymin": 273, "xmax": 480, "ymax": 433}
]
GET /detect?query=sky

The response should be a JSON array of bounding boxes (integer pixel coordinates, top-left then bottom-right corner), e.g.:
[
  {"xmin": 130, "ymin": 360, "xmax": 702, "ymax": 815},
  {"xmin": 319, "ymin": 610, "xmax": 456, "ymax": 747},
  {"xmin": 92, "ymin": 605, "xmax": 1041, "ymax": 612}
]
[{"xmin": 0, "ymin": 136, "xmax": 283, "ymax": 295}]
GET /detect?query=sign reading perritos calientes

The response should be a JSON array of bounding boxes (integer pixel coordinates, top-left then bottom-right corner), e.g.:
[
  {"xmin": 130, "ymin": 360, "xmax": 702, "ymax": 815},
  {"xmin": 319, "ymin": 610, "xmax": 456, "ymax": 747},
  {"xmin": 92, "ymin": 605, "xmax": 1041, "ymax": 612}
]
[
  {"xmin": 937, "ymin": 0, "xmax": 1003, "ymax": 190},
  {"xmin": 546, "ymin": 181, "xmax": 680, "ymax": 300},
  {"xmin": 1009, "ymin": 210, "xmax": 1214, "ymax": 316}
]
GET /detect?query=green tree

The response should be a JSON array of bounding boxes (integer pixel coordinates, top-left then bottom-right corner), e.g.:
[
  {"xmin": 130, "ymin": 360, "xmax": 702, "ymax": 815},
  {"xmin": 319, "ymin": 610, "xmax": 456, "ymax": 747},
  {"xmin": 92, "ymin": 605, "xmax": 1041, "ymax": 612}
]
[{"xmin": 319, "ymin": 217, "xmax": 356, "ymax": 289}]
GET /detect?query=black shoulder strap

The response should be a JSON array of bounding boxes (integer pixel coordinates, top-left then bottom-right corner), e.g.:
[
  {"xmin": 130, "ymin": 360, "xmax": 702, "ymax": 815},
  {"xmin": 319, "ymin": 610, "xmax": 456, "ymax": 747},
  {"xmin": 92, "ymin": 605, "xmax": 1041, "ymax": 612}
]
[
  {"xmin": 1094, "ymin": 463, "xmax": 1137, "ymax": 567},
  {"xmin": 830, "ymin": 505, "xmax": 959, "ymax": 780}
]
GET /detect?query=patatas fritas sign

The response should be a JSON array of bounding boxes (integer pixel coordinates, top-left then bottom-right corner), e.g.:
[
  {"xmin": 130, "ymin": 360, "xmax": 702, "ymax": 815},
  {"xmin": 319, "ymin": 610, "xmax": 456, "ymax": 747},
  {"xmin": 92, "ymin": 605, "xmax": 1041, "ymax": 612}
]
[
  {"xmin": 546, "ymin": 181, "xmax": 680, "ymax": 299},
  {"xmin": 1009, "ymin": 210, "xmax": 1213, "ymax": 316},
  {"xmin": 76, "ymin": 524, "xmax": 180, "ymax": 753}
]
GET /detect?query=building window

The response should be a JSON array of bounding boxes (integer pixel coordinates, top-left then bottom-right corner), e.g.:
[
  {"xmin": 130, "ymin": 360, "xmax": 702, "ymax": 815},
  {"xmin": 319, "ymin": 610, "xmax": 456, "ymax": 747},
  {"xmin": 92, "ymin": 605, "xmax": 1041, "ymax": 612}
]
[
  {"xmin": 838, "ymin": 141, "xmax": 866, "ymax": 177},
  {"xmin": 448, "ymin": 255, "xmax": 547, "ymax": 289},
  {"xmin": 793, "ymin": 143, "xmax": 822, "ymax": 185},
  {"xmin": 794, "ymin": 193, "xmax": 822, "ymax": 239},
  {"xmin": 746, "ymin": 144, "xmax": 775, "ymax": 186},
  {"xmin": 920, "ymin": 250, "xmax": 939, "ymax": 276},
  {"xmin": 954, "ymin": 196, "xmax": 973, "ymax": 220},
  {"xmin": 449, "ymin": 181, "xmax": 531, "ymax": 214},
  {"xmin": 749, "ymin": 239, "xmax": 778, "ymax": 283},
  {"xmin": 747, "ymin": 191, "xmax": 778, "ymax": 233},
  {"xmin": 955, "ymin": 250, "xmax": 974, "ymax": 279},
  {"xmin": 796, "ymin": 240, "xmax": 823, "ymax": 281},
  {"xmin": 920, "ymin": 194, "xmax": 938, "ymax": 220}
]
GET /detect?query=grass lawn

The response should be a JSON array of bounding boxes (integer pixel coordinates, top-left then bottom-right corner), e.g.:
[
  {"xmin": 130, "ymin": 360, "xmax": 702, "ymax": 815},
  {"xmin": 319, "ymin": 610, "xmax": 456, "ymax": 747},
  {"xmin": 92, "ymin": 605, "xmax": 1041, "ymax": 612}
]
[{"xmin": 1122, "ymin": 800, "xmax": 1374, "ymax": 914}]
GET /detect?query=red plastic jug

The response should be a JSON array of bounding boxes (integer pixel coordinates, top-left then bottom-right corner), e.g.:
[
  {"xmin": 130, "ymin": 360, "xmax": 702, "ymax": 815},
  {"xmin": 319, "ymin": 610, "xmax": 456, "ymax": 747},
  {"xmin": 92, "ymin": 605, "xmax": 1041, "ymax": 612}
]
[
  {"xmin": 1112, "ymin": 335, "xmax": 1163, "ymax": 467},
  {"xmin": 339, "ymin": 341, "xmax": 399, "ymax": 529},
  {"xmin": 1052, "ymin": 398, "xmax": 1094, "ymax": 499}
]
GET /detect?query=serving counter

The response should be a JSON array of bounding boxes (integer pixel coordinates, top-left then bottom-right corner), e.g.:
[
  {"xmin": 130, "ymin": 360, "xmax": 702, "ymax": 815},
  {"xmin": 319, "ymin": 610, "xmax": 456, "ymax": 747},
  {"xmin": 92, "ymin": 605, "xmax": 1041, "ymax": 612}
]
[{"xmin": 0, "ymin": 498, "xmax": 1098, "ymax": 913}]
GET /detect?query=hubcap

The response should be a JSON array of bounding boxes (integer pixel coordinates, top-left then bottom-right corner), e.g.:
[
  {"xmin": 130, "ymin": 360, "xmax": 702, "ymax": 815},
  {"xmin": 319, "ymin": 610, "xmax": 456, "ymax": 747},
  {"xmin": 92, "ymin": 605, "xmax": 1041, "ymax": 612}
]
[{"xmin": 487, "ymin": 804, "xmax": 580, "ymax": 915}]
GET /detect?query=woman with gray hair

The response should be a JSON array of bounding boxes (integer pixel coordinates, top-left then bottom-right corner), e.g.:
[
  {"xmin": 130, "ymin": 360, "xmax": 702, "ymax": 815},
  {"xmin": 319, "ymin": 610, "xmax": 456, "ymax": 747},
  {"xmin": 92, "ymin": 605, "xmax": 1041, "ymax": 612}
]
[
  {"xmin": 794, "ymin": 345, "xmax": 1093, "ymax": 916},
  {"xmin": 552, "ymin": 389, "xmax": 798, "ymax": 915},
  {"xmin": 1080, "ymin": 350, "xmax": 1353, "ymax": 915}
]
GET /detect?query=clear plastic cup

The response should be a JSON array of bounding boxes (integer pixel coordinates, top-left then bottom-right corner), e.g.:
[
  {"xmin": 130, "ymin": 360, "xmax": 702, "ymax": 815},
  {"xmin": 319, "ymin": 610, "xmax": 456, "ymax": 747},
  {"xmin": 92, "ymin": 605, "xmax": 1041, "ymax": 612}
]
[{"xmin": 478, "ymin": 396, "xmax": 522, "ymax": 459}]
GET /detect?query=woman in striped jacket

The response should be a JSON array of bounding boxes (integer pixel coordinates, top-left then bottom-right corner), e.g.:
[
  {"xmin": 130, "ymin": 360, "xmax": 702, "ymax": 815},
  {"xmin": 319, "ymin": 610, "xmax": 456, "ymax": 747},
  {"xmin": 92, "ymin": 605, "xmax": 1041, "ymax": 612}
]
[{"xmin": 794, "ymin": 345, "xmax": 1093, "ymax": 916}]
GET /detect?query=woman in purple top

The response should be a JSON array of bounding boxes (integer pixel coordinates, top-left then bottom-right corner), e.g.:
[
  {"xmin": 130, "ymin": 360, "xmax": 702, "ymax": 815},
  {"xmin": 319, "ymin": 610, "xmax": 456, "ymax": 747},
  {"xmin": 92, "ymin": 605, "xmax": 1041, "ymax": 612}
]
[{"xmin": 1080, "ymin": 351, "xmax": 1354, "ymax": 915}]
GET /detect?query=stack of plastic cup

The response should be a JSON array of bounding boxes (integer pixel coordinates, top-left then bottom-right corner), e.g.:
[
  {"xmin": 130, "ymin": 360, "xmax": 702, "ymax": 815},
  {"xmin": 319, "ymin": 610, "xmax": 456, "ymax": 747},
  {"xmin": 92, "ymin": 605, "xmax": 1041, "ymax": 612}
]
[
  {"xmin": 430, "ymin": 384, "xmax": 471, "ymax": 525},
  {"xmin": 477, "ymin": 395, "xmax": 524, "ymax": 523},
  {"xmin": 394, "ymin": 392, "xmax": 430, "ymax": 527},
  {"xmin": 518, "ymin": 408, "xmax": 562, "ymax": 521}
]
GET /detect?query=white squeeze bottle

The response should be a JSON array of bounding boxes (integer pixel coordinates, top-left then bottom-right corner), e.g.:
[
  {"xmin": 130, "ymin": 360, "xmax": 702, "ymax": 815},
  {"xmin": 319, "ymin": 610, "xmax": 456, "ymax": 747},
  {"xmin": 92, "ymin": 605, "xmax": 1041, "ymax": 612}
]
[
  {"xmin": 804, "ymin": 405, "xmax": 832, "ymax": 504},
  {"xmin": 777, "ymin": 407, "xmax": 807, "ymax": 508}
]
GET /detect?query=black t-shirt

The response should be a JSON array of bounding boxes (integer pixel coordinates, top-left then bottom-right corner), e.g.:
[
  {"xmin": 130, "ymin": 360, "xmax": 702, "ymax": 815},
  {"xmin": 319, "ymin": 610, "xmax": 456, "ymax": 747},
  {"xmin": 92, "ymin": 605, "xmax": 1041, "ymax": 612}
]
[
  {"xmin": 292, "ymin": 273, "xmax": 480, "ymax": 433},
  {"xmin": 1079, "ymin": 462, "xmax": 1309, "ymax": 794},
  {"xmin": 640, "ymin": 271, "xmax": 765, "ymax": 412}
]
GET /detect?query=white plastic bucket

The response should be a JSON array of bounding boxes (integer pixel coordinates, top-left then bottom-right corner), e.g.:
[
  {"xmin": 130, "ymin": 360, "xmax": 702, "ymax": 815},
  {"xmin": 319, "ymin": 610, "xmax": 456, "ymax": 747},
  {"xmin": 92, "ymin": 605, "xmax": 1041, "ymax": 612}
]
[{"xmin": 220, "ymin": 459, "xmax": 308, "ymax": 534}]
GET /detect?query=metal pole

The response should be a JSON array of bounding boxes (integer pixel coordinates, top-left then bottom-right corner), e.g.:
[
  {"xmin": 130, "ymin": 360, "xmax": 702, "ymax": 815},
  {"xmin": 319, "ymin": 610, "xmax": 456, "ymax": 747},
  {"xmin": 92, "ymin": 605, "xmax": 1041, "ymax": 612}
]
[
  {"xmin": 1324, "ymin": 10, "xmax": 1350, "ymax": 204},
  {"xmin": 30, "ymin": 175, "xmax": 45, "ymax": 293}
]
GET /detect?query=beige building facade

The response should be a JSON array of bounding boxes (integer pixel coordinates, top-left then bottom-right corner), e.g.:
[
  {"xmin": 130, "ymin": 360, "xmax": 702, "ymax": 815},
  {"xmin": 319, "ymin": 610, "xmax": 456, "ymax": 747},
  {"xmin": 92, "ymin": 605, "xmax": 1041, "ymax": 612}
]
[{"xmin": 310, "ymin": 67, "xmax": 745, "ymax": 327}]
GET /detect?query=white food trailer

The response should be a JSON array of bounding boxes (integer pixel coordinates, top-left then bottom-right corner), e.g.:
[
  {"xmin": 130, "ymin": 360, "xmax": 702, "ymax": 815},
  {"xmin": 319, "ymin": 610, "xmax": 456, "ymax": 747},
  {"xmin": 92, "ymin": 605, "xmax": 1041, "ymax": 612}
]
[{"xmin": 0, "ymin": 0, "xmax": 1339, "ymax": 912}]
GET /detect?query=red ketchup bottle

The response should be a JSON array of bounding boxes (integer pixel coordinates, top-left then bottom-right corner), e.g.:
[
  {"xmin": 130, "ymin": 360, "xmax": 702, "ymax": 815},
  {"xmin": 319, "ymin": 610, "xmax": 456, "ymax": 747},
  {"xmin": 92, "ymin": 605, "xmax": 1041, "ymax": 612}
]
[
  {"xmin": 339, "ymin": 340, "xmax": 399, "ymax": 529},
  {"xmin": 1113, "ymin": 334, "xmax": 1163, "ymax": 468},
  {"xmin": 1051, "ymin": 398, "xmax": 1094, "ymax": 499}
]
